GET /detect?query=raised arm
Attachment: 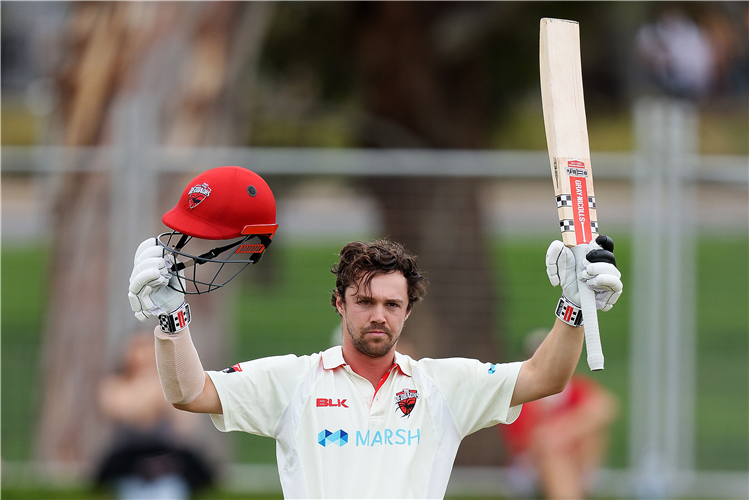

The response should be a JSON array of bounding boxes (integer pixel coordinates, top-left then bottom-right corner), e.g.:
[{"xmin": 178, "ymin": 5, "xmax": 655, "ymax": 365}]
[
  {"xmin": 128, "ymin": 237, "xmax": 222, "ymax": 414},
  {"xmin": 511, "ymin": 236, "xmax": 622, "ymax": 407},
  {"xmin": 511, "ymin": 319, "xmax": 582, "ymax": 406},
  {"xmin": 154, "ymin": 326, "xmax": 223, "ymax": 414}
]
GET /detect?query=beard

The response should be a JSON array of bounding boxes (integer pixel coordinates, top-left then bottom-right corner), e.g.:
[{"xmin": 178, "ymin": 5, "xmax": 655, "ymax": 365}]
[{"xmin": 345, "ymin": 319, "xmax": 400, "ymax": 358}]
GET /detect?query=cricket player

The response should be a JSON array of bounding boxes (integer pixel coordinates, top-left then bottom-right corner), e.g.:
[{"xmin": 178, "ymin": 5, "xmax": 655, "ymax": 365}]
[{"xmin": 128, "ymin": 167, "xmax": 622, "ymax": 499}]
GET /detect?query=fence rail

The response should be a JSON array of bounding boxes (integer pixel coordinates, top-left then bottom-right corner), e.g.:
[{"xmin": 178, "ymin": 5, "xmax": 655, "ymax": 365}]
[{"xmin": 2, "ymin": 145, "xmax": 747, "ymax": 184}]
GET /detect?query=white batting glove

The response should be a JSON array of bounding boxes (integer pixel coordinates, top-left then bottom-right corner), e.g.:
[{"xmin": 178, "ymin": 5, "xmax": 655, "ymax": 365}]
[
  {"xmin": 546, "ymin": 240, "xmax": 579, "ymax": 304},
  {"xmin": 128, "ymin": 237, "xmax": 186, "ymax": 323},
  {"xmin": 546, "ymin": 236, "xmax": 623, "ymax": 312},
  {"xmin": 579, "ymin": 236, "xmax": 622, "ymax": 312}
]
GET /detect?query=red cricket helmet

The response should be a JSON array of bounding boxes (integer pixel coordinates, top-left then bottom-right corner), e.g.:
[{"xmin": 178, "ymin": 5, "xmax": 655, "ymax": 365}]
[{"xmin": 158, "ymin": 166, "xmax": 279, "ymax": 294}]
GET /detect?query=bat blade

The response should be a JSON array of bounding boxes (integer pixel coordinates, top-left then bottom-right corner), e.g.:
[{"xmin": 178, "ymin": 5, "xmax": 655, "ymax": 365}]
[{"xmin": 540, "ymin": 17, "xmax": 603, "ymax": 371}]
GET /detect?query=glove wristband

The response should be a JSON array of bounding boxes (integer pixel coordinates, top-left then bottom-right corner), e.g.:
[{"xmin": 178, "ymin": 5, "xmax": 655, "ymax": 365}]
[
  {"xmin": 158, "ymin": 302, "xmax": 191, "ymax": 334},
  {"xmin": 555, "ymin": 295, "xmax": 583, "ymax": 327}
]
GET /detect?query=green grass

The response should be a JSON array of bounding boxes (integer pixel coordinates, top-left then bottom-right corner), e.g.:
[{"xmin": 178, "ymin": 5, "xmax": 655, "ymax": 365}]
[
  {"xmin": 2, "ymin": 235, "xmax": 747, "ymax": 474},
  {"xmin": 0, "ymin": 487, "xmax": 284, "ymax": 499},
  {"xmin": 1, "ymin": 243, "xmax": 50, "ymax": 460},
  {"xmin": 694, "ymin": 236, "xmax": 749, "ymax": 470}
]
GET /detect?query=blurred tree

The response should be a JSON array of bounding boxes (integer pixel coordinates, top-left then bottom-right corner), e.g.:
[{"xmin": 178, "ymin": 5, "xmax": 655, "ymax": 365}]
[{"xmin": 35, "ymin": 1, "xmax": 274, "ymax": 467}]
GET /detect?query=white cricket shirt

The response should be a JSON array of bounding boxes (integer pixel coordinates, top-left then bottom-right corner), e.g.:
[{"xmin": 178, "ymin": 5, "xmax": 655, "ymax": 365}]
[{"xmin": 208, "ymin": 346, "xmax": 523, "ymax": 499}]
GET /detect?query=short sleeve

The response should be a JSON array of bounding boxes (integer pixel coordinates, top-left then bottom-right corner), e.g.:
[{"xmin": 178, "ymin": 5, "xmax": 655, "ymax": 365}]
[
  {"xmin": 207, "ymin": 353, "xmax": 320, "ymax": 437},
  {"xmin": 413, "ymin": 358, "xmax": 524, "ymax": 437}
]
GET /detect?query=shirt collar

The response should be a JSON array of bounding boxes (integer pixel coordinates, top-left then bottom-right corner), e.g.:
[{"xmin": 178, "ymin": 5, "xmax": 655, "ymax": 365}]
[
  {"xmin": 322, "ymin": 345, "xmax": 347, "ymax": 369},
  {"xmin": 321, "ymin": 345, "xmax": 413, "ymax": 377},
  {"xmin": 394, "ymin": 350, "xmax": 413, "ymax": 376}
]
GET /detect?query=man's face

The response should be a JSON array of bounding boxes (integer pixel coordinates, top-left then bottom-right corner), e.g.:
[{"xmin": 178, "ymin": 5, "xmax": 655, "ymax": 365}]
[{"xmin": 337, "ymin": 272, "xmax": 411, "ymax": 358}]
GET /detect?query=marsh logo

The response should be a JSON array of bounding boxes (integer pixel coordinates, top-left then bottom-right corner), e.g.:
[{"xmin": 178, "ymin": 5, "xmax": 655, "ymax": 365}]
[
  {"xmin": 355, "ymin": 428, "xmax": 420, "ymax": 447},
  {"xmin": 318, "ymin": 429, "xmax": 348, "ymax": 447}
]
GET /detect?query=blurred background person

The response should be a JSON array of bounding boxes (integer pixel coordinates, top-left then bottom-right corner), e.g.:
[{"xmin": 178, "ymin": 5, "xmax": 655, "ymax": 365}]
[
  {"xmin": 500, "ymin": 328, "xmax": 619, "ymax": 500},
  {"xmin": 94, "ymin": 331, "xmax": 214, "ymax": 500},
  {"xmin": 635, "ymin": 8, "xmax": 717, "ymax": 99}
]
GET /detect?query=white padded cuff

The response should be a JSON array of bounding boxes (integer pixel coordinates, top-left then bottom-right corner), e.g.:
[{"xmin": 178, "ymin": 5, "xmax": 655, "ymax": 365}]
[{"xmin": 154, "ymin": 326, "xmax": 206, "ymax": 405}]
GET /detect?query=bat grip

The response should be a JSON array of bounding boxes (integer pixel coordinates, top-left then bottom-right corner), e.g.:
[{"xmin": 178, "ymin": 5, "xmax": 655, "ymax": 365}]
[{"xmin": 572, "ymin": 244, "xmax": 604, "ymax": 371}]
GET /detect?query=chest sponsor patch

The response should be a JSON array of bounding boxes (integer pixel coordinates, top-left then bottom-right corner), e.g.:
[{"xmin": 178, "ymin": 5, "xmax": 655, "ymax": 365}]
[
  {"xmin": 394, "ymin": 388, "xmax": 419, "ymax": 417},
  {"xmin": 316, "ymin": 398, "xmax": 348, "ymax": 408}
]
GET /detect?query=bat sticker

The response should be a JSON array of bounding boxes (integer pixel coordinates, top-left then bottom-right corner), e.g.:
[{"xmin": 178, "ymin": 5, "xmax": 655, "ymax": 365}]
[{"xmin": 570, "ymin": 175, "xmax": 592, "ymax": 244}]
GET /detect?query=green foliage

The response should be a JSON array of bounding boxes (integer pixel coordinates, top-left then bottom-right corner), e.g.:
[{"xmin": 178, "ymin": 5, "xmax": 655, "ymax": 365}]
[
  {"xmin": 1, "ymin": 107, "xmax": 37, "ymax": 146},
  {"xmin": 259, "ymin": 2, "xmax": 358, "ymax": 103},
  {"xmin": 700, "ymin": 108, "xmax": 749, "ymax": 155},
  {"xmin": 251, "ymin": 114, "xmax": 358, "ymax": 148}
]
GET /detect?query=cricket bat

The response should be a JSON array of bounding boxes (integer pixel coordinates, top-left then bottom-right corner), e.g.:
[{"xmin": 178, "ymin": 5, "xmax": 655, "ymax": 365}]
[{"xmin": 539, "ymin": 18, "xmax": 603, "ymax": 370}]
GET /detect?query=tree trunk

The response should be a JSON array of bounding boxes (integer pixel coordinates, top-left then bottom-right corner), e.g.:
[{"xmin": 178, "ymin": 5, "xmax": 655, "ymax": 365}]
[
  {"xmin": 35, "ymin": 1, "xmax": 273, "ymax": 471},
  {"xmin": 355, "ymin": 2, "xmax": 504, "ymax": 465}
]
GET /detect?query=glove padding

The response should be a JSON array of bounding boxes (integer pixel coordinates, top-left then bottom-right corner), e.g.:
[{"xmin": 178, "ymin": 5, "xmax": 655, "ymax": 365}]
[
  {"xmin": 546, "ymin": 235, "xmax": 623, "ymax": 312},
  {"xmin": 128, "ymin": 238, "xmax": 185, "ymax": 321}
]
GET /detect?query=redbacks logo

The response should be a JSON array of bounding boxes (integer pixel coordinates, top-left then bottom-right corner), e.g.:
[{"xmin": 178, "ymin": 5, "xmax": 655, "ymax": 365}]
[
  {"xmin": 394, "ymin": 388, "xmax": 419, "ymax": 418},
  {"xmin": 187, "ymin": 182, "xmax": 211, "ymax": 209},
  {"xmin": 222, "ymin": 363, "xmax": 242, "ymax": 374}
]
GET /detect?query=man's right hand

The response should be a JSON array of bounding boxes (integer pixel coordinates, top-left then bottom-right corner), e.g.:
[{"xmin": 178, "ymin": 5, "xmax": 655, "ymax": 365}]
[{"xmin": 128, "ymin": 237, "xmax": 185, "ymax": 321}]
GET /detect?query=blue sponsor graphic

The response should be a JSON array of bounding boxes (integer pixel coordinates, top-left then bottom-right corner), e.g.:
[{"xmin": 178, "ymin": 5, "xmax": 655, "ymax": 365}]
[
  {"xmin": 355, "ymin": 428, "xmax": 420, "ymax": 447},
  {"xmin": 488, "ymin": 363, "xmax": 498, "ymax": 374},
  {"xmin": 318, "ymin": 429, "xmax": 348, "ymax": 447}
]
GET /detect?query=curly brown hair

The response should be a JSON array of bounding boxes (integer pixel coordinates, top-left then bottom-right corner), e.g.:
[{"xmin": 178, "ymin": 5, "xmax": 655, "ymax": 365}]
[{"xmin": 330, "ymin": 239, "xmax": 427, "ymax": 313}]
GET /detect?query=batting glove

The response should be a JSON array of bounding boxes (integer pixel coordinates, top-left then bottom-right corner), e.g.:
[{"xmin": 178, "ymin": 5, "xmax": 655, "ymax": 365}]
[
  {"xmin": 128, "ymin": 238, "xmax": 190, "ymax": 333},
  {"xmin": 579, "ymin": 235, "xmax": 622, "ymax": 312},
  {"xmin": 546, "ymin": 239, "xmax": 580, "ymax": 303},
  {"xmin": 546, "ymin": 235, "xmax": 623, "ymax": 324}
]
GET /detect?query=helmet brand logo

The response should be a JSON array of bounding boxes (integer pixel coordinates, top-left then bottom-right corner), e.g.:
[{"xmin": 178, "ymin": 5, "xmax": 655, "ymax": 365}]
[
  {"xmin": 187, "ymin": 182, "xmax": 211, "ymax": 209},
  {"xmin": 237, "ymin": 244, "xmax": 266, "ymax": 254}
]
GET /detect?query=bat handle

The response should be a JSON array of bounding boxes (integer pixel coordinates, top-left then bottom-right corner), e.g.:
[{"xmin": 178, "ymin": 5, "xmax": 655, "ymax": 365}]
[{"xmin": 572, "ymin": 244, "xmax": 604, "ymax": 371}]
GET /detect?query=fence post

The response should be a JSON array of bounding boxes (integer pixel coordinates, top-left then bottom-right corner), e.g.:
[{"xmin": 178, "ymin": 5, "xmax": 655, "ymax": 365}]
[
  {"xmin": 629, "ymin": 97, "xmax": 697, "ymax": 497},
  {"xmin": 108, "ymin": 93, "xmax": 159, "ymax": 361}
]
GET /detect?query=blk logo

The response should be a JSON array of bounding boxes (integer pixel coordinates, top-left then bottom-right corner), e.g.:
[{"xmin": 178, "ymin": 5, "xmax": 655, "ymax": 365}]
[
  {"xmin": 316, "ymin": 398, "xmax": 348, "ymax": 408},
  {"xmin": 318, "ymin": 429, "xmax": 348, "ymax": 447}
]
